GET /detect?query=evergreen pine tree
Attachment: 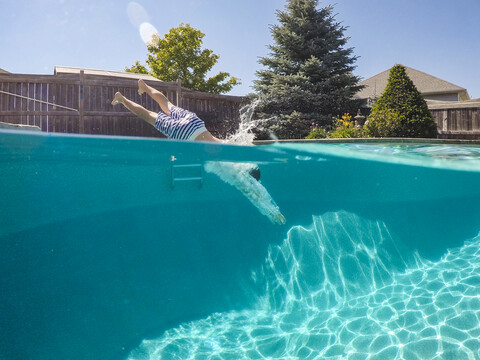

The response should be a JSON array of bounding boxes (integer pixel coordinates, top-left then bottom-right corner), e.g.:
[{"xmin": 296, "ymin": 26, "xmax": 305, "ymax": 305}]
[
  {"xmin": 365, "ymin": 65, "xmax": 438, "ymax": 138},
  {"xmin": 254, "ymin": 0, "xmax": 362, "ymax": 139}
]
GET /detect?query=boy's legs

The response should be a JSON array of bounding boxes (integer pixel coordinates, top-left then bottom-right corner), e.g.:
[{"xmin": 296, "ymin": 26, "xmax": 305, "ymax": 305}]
[
  {"xmin": 112, "ymin": 92, "xmax": 157, "ymax": 126},
  {"xmin": 138, "ymin": 79, "xmax": 173, "ymax": 116},
  {"xmin": 134, "ymin": 79, "xmax": 221, "ymax": 143}
]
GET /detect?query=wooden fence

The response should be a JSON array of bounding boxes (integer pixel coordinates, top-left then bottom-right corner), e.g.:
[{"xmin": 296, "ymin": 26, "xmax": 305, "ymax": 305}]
[
  {"xmin": 430, "ymin": 102, "xmax": 480, "ymax": 140},
  {"xmin": 0, "ymin": 71, "xmax": 246, "ymax": 138},
  {"xmin": 3, "ymin": 71, "xmax": 480, "ymax": 140}
]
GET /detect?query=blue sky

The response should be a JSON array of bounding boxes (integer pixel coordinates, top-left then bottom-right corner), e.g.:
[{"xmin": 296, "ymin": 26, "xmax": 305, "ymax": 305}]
[{"xmin": 1, "ymin": 0, "xmax": 479, "ymax": 98}]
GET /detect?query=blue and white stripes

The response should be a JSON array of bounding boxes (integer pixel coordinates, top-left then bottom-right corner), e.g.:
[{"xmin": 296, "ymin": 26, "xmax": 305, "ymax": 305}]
[{"xmin": 154, "ymin": 105, "xmax": 207, "ymax": 141}]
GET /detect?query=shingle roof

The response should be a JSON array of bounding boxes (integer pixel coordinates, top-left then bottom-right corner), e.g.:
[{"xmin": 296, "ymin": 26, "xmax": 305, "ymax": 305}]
[{"xmin": 355, "ymin": 65, "xmax": 469, "ymax": 100}]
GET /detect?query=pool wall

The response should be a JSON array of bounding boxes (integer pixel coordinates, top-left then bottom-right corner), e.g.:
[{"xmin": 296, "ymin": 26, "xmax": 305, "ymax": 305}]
[{"xmin": 1, "ymin": 130, "xmax": 480, "ymax": 359}]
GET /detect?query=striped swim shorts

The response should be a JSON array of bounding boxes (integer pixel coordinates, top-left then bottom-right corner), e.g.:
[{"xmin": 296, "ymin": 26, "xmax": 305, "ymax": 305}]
[{"xmin": 154, "ymin": 105, "xmax": 207, "ymax": 141}]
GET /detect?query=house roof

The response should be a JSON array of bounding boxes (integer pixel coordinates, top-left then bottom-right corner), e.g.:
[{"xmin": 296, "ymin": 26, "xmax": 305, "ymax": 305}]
[
  {"xmin": 54, "ymin": 66, "xmax": 161, "ymax": 82},
  {"xmin": 0, "ymin": 68, "xmax": 10, "ymax": 74},
  {"xmin": 355, "ymin": 65, "xmax": 469, "ymax": 100}
]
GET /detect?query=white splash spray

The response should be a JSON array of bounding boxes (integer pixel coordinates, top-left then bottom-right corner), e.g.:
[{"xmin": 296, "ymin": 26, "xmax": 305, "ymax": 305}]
[
  {"xmin": 224, "ymin": 100, "xmax": 278, "ymax": 145},
  {"xmin": 208, "ymin": 100, "xmax": 285, "ymax": 225}
]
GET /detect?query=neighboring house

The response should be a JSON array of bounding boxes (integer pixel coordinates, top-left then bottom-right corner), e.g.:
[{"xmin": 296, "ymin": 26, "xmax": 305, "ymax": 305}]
[
  {"xmin": 354, "ymin": 65, "xmax": 480, "ymax": 140},
  {"xmin": 355, "ymin": 65, "xmax": 470, "ymax": 105}
]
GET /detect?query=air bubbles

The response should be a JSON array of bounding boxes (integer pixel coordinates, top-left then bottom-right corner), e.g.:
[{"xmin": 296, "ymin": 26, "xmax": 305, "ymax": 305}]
[
  {"xmin": 295, "ymin": 155, "xmax": 312, "ymax": 161},
  {"xmin": 126, "ymin": 2, "xmax": 159, "ymax": 44}
]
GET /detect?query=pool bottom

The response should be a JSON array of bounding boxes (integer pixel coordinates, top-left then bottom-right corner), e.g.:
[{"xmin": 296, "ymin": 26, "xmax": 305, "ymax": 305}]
[{"xmin": 129, "ymin": 210, "xmax": 480, "ymax": 360}]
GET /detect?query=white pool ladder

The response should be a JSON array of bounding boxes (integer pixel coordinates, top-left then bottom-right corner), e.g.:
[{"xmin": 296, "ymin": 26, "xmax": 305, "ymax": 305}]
[{"xmin": 171, "ymin": 163, "xmax": 203, "ymax": 188}]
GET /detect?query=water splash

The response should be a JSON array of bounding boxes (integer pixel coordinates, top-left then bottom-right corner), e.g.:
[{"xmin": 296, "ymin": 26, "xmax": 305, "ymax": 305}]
[
  {"xmin": 225, "ymin": 100, "xmax": 277, "ymax": 145},
  {"xmin": 128, "ymin": 211, "xmax": 480, "ymax": 359},
  {"xmin": 210, "ymin": 101, "xmax": 285, "ymax": 224}
]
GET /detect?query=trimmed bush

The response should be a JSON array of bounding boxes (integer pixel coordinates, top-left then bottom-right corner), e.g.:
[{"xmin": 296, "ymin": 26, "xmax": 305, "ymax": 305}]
[{"xmin": 365, "ymin": 65, "xmax": 438, "ymax": 138}]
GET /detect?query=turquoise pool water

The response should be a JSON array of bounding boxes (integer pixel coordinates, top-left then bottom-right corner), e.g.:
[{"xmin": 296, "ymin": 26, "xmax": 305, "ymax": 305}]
[{"xmin": 1, "ymin": 130, "xmax": 480, "ymax": 360}]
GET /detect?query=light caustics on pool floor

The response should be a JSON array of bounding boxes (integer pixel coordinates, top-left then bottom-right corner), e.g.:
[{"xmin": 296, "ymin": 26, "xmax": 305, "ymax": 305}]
[{"xmin": 129, "ymin": 211, "xmax": 480, "ymax": 360}]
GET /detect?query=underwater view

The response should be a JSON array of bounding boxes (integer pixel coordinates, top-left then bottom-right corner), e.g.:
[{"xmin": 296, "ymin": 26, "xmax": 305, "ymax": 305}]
[
  {"xmin": 2, "ymin": 130, "xmax": 480, "ymax": 360},
  {"xmin": 130, "ymin": 211, "xmax": 480, "ymax": 360}
]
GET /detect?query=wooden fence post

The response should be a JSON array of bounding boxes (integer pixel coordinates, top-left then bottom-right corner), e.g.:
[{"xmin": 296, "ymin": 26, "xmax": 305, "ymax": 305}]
[
  {"xmin": 78, "ymin": 70, "xmax": 85, "ymax": 133},
  {"xmin": 442, "ymin": 110, "xmax": 448, "ymax": 132},
  {"xmin": 176, "ymin": 78, "xmax": 182, "ymax": 107}
]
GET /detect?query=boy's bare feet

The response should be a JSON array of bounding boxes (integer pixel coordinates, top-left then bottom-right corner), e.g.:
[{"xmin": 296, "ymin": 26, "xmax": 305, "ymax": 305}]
[
  {"xmin": 138, "ymin": 79, "xmax": 148, "ymax": 95},
  {"xmin": 112, "ymin": 92, "xmax": 124, "ymax": 105}
]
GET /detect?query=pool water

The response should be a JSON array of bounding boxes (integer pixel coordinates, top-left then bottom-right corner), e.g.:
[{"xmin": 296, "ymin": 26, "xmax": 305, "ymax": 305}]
[
  {"xmin": 343, "ymin": 142, "xmax": 480, "ymax": 162},
  {"xmin": 1, "ymin": 130, "xmax": 480, "ymax": 360}
]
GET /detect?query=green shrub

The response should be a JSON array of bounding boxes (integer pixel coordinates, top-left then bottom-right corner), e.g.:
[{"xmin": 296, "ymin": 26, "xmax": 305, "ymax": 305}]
[
  {"xmin": 306, "ymin": 123, "xmax": 328, "ymax": 139},
  {"xmin": 364, "ymin": 109, "xmax": 402, "ymax": 138},
  {"xmin": 367, "ymin": 64, "xmax": 438, "ymax": 138}
]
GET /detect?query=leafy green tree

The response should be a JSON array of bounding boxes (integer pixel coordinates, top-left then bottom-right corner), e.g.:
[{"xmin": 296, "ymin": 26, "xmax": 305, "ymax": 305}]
[
  {"xmin": 126, "ymin": 23, "xmax": 240, "ymax": 94},
  {"xmin": 365, "ymin": 65, "xmax": 438, "ymax": 138},
  {"xmin": 253, "ymin": 0, "xmax": 362, "ymax": 139},
  {"xmin": 126, "ymin": 61, "xmax": 148, "ymax": 74}
]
